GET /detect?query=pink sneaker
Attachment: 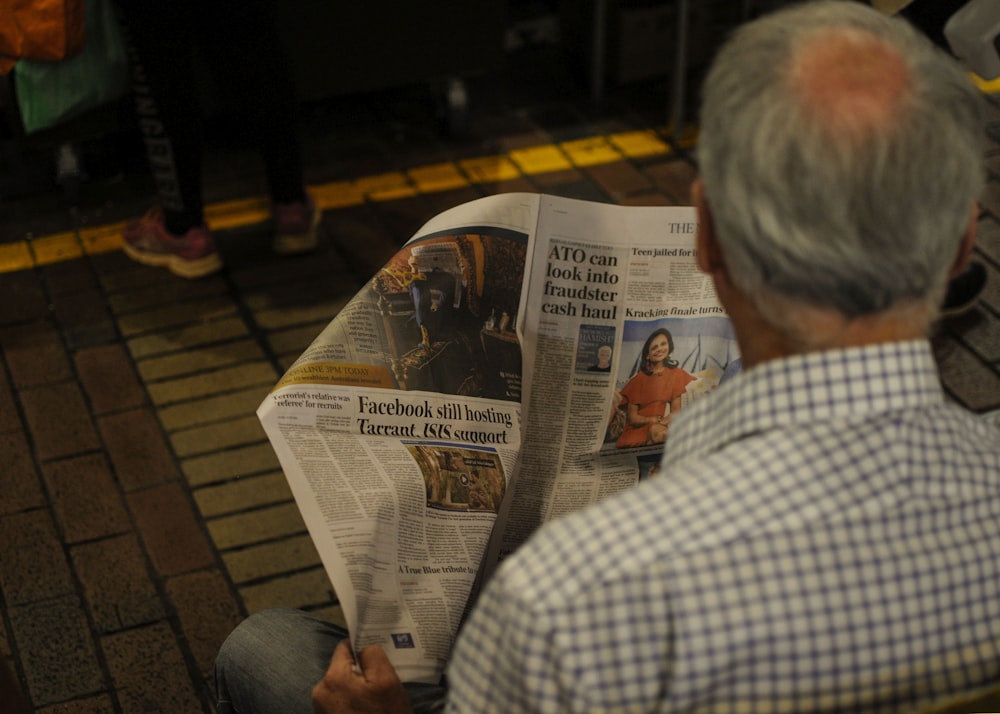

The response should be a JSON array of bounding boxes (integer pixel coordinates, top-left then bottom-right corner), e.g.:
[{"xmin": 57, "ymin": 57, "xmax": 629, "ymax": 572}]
[
  {"xmin": 272, "ymin": 195, "xmax": 321, "ymax": 255},
  {"xmin": 122, "ymin": 208, "xmax": 222, "ymax": 279}
]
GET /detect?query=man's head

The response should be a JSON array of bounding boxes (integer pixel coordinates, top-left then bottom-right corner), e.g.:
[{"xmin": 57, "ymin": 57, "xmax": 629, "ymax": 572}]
[{"xmin": 695, "ymin": 0, "xmax": 983, "ymax": 344}]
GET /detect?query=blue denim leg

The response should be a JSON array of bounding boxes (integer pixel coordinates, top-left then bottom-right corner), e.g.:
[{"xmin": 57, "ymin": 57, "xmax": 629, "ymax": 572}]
[{"xmin": 214, "ymin": 607, "xmax": 446, "ymax": 713}]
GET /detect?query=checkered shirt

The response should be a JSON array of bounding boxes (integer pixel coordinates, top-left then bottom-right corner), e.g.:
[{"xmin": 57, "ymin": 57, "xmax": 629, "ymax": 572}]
[{"xmin": 446, "ymin": 340, "xmax": 1000, "ymax": 713}]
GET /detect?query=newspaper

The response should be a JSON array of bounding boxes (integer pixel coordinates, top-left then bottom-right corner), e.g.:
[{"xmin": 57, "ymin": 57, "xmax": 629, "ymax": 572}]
[{"xmin": 257, "ymin": 193, "xmax": 740, "ymax": 683}]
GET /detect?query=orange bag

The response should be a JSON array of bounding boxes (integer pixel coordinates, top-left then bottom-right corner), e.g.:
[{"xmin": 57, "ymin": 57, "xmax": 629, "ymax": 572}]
[{"xmin": 0, "ymin": 0, "xmax": 85, "ymax": 74}]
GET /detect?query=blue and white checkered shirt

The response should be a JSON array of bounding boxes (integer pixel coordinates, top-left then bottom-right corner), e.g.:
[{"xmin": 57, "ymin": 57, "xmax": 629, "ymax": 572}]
[{"xmin": 446, "ymin": 340, "xmax": 1000, "ymax": 712}]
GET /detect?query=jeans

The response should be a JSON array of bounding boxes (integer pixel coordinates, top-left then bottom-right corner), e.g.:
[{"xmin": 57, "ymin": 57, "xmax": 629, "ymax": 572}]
[{"xmin": 215, "ymin": 607, "xmax": 447, "ymax": 713}]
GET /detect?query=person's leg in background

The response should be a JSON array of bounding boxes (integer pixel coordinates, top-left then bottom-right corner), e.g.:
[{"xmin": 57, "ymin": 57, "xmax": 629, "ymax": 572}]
[
  {"xmin": 195, "ymin": 0, "xmax": 321, "ymax": 256},
  {"xmin": 114, "ymin": 0, "xmax": 222, "ymax": 278},
  {"xmin": 114, "ymin": 0, "xmax": 319, "ymax": 279}
]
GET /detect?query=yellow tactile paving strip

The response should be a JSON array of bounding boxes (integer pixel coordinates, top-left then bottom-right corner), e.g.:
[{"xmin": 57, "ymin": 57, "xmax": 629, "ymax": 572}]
[
  {"xmin": 0, "ymin": 128, "xmax": 691, "ymax": 275},
  {"xmin": 5, "ymin": 66, "xmax": 993, "ymax": 276}
]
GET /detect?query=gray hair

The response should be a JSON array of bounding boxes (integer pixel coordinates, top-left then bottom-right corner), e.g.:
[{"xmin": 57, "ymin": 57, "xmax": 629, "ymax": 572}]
[{"xmin": 697, "ymin": 0, "xmax": 984, "ymax": 328}]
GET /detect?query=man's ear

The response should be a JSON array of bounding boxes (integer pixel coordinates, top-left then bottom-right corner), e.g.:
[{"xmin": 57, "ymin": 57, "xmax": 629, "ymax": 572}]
[
  {"xmin": 949, "ymin": 202, "xmax": 979, "ymax": 279},
  {"xmin": 692, "ymin": 179, "xmax": 724, "ymax": 276}
]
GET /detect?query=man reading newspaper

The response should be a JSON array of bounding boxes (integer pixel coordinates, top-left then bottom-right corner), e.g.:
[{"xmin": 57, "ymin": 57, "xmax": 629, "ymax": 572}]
[{"xmin": 215, "ymin": 2, "xmax": 1000, "ymax": 711}]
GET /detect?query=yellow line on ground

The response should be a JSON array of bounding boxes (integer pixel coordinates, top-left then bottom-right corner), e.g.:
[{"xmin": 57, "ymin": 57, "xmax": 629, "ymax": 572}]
[
  {"xmin": 0, "ymin": 130, "xmax": 681, "ymax": 275},
  {"xmin": 508, "ymin": 144, "xmax": 574, "ymax": 174},
  {"xmin": 0, "ymin": 241, "xmax": 33, "ymax": 272},
  {"xmin": 30, "ymin": 231, "xmax": 83, "ymax": 266},
  {"xmin": 458, "ymin": 155, "xmax": 521, "ymax": 183},
  {"xmin": 408, "ymin": 162, "xmax": 470, "ymax": 193},
  {"xmin": 608, "ymin": 129, "xmax": 672, "ymax": 158},
  {"xmin": 561, "ymin": 136, "xmax": 623, "ymax": 167},
  {"xmin": 80, "ymin": 221, "xmax": 128, "ymax": 255},
  {"xmin": 972, "ymin": 73, "xmax": 1000, "ymax": 95}
]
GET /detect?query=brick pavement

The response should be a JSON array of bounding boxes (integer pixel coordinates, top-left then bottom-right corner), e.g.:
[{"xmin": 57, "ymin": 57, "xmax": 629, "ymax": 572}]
[{"xmin": 2, "ymin": 77, "xmax": 999, "ymax": 714}]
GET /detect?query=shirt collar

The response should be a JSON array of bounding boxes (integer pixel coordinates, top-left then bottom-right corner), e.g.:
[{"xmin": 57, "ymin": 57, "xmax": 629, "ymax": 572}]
[{"xmin": 663, "ymin": 340, "xmax": 945, "ymax": 468}]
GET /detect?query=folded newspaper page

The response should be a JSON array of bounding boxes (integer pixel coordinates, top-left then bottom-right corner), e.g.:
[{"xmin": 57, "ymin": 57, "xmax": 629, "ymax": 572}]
[{"xmin": 257, "ymin": 193, "xmax": 740, "ymax": 683}]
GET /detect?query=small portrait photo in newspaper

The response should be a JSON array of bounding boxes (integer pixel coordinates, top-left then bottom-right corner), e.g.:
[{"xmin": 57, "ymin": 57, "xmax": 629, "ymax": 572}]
[{"xmin": 575, "ymin": 323, "xmax": 617, "ymax": 374}]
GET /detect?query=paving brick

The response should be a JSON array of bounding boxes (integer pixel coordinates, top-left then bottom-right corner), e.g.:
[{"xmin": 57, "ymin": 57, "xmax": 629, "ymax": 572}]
[
  {"xmin": 95, "ymin": 262, "xmax": 176, "ymax": 295},
  {"xmin": 222, "ymin": 534, "xmax": 322, "ymax": 584},
  {"xmin": 0, "ymin": 362, "xmax": 20, "ymax": 433},
  {"xmin": 207, "ymin": 502, "xmax": 307, "ymax": 550},
  {"xmin": 41, "ymin": 259, "xmax": 99, "ymax": 297},
  {"xmin": 277, "ymin": 353, "xmax": 300, "ymax": 372},
  {"xmin": 88, "ymin": 250, "xmax": 143, "ymax": 280},
  {"xmin": 323, "ymin": 207, "xmax": 408, "ymax": 279},
  {"xmin": 50, "ymin": 288, "xmax": 118, "ymax": 349},
  {"xmin": 106, "ymin": 277, "xmax": 228, "ymax": 314},
  {"xmin": 227, "ymin": 247, "xmax": 350, "ymax": 291},
  {"xmin": 1, "ymin": 612, "xmax": 10, "ymax": 655},
  {"xmin": 584, "ymin": 160, "xmax": 655, "ymax": 200},
  {"xmin": 212, "ymin": 222, "xmax": 274, "ymax": 266},
  {"xmin": 165, "ymin": 569, "xmax": 243, "ymax": 680},
  {"xmin": 420, "ymin": 186, "xmax": 485, "ymax": 217},
  {"xmin": 935, "ymin": 339, "xmax": 1000, "ymax": 413},
  {"xmin": 128, "ymin": 482, "xmax": 215, "ymax": 577},
  {"xmin": 145, "ymin": 361, "xmax": 277, "ymax": 406},
  {"xmin": 18, "ymin": 382, "xmax": 101, "ymax": 461},
  {"xmin": 241, "ymin": 277, "xmax": 349, "ymax": 312},
  {"xmin": 978, "ymin": 258, "xmax": 1000, "ymax": 315},
  {"xmin": 0, "ymin": 272, "xmax": 47, "ymax": 324},
  {"xmin": 42, "ymin": 454, "xmax": 131, "ymax": 543},
  {"xmin": 0, "ymin": 430, "xmax": 45, "ymax": 515},
  {"xmin": 101, "ymin": 622, "xmax": 203, "ymax": 714},
  {"xmin": 267, "ymin": 323, "xmax": 332, "ymax": 359},
  {"xmin": 158, "ymin": 385, "xmax": 268, "ymax": 432},
  {"xmin": 2, "ymin": 656, "xmax": 29, "ymax": 711},
  {"xmin": 35, "ymin": 693, "xmax": 115, "ymax": 714},
  {"xmin": 9, "ymin": 596, "xmax": 104, "ymax": 707},
  {"xmin": 0, "ymin": 509, "xmax": 75, "ymax": 605},
  {"xmin": 170, "ymin": 415, "xmax": 267, "ymax": 458},
  {"xmin": 193, "ymin": 471, "xmax": 292, "ymax": 518},
  {"xmin": 237, "ymin": 567, "xmax": 336, "ymax": 614},
  {"xmin": 182, "ymin": 442, "xmax": 280, "ymax": 487},
  {"xmin": 115, "ymin": 297, "xmax": 237, "ymax": 338},
  {"xmin": 527, "ymin": 167, "xmax": 587, "ymax": 189},
  {"xmin": 0, "ymin": 321, "xmax": 71, "ymax": 388},
  {"xmin": 491, "ymin": 176, "xmax": 538, "ymax": 194},
  {"xmin": 98, "ymin": 408, "xmax": 179, "ymax": 491},
  {"xmin": 74, "ymin": 344, "xmax": 147, "ymax": 415},
  {"xmin": 71, "ymin": 535, "xmax": 164, "ymax": 633},
  {"xmin": 126, "ymin": 316, "xmax": 249, "ymax": 359},
  {"xmin": 252, "ymin": 294, "xmax": 353, "ymax": 331},
  {"xmin": 945, "ymin": 307, "xmax": 1000, "ymax": 363},
  {"xmin": 136, "ymin": 338, "xmax": 266, "ymax": 382},
  {"xmin": 643, "ymin": 158, "xmax": 697, "ymax": 204}
]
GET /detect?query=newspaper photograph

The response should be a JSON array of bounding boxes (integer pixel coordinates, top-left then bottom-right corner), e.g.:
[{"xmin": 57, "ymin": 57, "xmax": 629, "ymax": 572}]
[{"xmin": 258, "ymin": 193, "xmax": 740, "ymax": 683}]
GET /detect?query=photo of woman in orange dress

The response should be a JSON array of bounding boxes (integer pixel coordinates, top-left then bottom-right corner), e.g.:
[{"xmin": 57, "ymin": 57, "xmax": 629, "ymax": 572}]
[{"xmin": 615, "ymin": 327, "xmax": 694, "ymax": 448}]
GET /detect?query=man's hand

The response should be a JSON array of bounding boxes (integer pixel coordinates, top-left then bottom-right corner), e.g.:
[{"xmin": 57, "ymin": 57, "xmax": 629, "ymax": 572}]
[{"xmin": 312, "ymin": 640, "xmax": 412, "ymax": 714}]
